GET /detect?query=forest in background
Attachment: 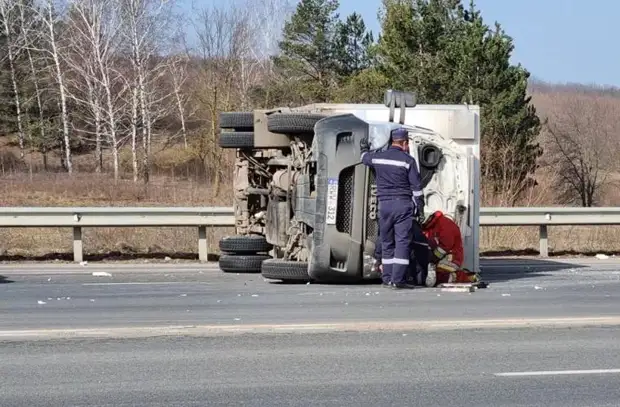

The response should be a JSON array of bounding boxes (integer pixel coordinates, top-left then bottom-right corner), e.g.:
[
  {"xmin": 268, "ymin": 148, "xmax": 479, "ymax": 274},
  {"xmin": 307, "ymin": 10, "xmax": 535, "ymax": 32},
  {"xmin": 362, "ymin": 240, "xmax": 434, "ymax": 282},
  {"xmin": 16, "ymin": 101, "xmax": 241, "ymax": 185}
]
[{"xmin": 1, "ymin": 0, "xmax": 619, "ymax": 259}]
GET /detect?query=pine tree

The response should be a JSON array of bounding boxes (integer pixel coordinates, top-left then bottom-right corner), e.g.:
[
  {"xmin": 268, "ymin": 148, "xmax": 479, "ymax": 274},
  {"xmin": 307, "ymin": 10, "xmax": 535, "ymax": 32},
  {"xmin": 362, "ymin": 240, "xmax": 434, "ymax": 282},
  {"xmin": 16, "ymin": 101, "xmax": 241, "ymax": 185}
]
[
  {"xmin": 273, "ymin": 0, "xmax": 341, "ymax": 103},
  {"xmin": 334, "ymin": 12, "xmax": 374, "ymax": 78},
  {"xmin": 376, "ymin": 0, "xmax": 542, "ymax": 192}
]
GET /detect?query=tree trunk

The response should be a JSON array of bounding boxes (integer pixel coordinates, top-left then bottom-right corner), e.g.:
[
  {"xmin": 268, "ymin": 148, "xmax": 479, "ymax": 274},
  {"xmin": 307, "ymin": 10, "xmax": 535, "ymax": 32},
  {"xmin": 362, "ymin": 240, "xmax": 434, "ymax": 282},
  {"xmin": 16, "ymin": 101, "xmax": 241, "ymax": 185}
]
[
  {"xmin": 94, "ymin": 109, "xmax": 102, "ymax": 173},
  {"xmin": 131, "ymin": 86, "xmax": 139, "ymax": 182},
  {"xmin": 21, "ymin": 5, "xmax": 46, "ymax": 156},
  {"xmin": 48, "ymin": 1, "xmax": 72, "ymax": 174},
  {"xmin": 112, "ymin": 141, "xmax": 119, "ymax": 182},
  {"xmin": 5, "ymin": 38, "xmax": 25, "ymax": 160},
  {"xmin": 174, "ymin": 85, "xmax": 188, "ymax": 148},
  {"xmin": 138, "ymin": 76, "xmax": 149, "ymax": 184}
]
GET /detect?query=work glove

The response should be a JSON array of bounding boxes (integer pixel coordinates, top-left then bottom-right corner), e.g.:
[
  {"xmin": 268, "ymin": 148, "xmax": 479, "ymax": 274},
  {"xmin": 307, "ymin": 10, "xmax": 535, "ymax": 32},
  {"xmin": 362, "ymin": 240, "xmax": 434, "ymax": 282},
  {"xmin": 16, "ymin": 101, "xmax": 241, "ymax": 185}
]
[
  {"xmin": 360, "ymin": 137, "xmax": 370, "ymax": 153},
  {"xmin": 416, "ymin": 208, "xmax": 426, "ymax": 225}
]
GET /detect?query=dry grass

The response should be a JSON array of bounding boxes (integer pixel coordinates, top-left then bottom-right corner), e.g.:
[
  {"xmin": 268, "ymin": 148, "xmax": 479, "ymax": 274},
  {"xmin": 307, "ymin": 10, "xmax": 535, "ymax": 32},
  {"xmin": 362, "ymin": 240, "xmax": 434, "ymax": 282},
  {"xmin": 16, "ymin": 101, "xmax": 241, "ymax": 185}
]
[
  {"xmin": 2, "ymin": 167, "xmax": 620, "ymax": 260},
  {"xmin": 0, "ymin": 172, "xmax": 235, "ymax": 261},
  {"xmin": 480, "ymin": 226, "xmax": 620, "ymax": 257}
]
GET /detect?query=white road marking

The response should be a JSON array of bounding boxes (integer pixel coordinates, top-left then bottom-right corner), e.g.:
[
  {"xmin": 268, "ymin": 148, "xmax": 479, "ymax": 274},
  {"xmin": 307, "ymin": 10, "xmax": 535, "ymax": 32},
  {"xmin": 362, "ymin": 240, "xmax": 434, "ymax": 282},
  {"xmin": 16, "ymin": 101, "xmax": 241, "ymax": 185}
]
[
  {"xmin": 495, "ymin": 369, "xmax": 620, "ymax": 377},
  {"xmin": 2, "ymin": 316, "xmax": 620, "ymax": 340},
  {"xmin": 82, "ymin": 282, "xmax": 213, "ymax": 286}
]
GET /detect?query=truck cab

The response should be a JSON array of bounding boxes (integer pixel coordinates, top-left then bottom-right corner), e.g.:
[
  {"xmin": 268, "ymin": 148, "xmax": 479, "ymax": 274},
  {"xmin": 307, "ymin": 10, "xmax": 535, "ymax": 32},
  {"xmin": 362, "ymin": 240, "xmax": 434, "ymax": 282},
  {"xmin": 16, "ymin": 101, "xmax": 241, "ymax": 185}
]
[{"xmin": 217, "ymin": 90, "xmax": 480, "ymax": 283}]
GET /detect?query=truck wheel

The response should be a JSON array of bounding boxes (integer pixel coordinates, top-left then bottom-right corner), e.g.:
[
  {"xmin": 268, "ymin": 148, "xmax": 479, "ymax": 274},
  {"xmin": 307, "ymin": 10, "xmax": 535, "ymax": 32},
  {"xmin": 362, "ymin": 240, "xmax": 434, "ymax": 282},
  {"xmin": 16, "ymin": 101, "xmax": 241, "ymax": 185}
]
[
  {"xmin": 219, "ymin": 254, "xmax": 270, "ymax": 273},
  {"xmin": 219, "ymin": 132, "xmax": 254, "ymax": 149},
  {"xmin": 220, "ymin": 112, "xmax": 253, "ymax": 130},
  {"xmin": 261, "ymin": 259, "xmax": 310, "ymax": 282},
  {"xmin": 267, "ymin": 113, "xmax": 326, "ymax": 134},
  {"xmin": 219, "ymin": 235, "xmax": 272, "ymax": 254}
]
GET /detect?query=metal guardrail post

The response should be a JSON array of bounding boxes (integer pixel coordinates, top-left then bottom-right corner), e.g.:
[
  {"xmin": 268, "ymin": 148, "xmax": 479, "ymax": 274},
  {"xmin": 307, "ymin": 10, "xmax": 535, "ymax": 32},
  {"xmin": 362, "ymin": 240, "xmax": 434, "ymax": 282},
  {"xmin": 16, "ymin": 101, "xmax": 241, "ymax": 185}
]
[
  {"xmin": 539, "ymin": 225, "xmax": 548, "ymax": 257},
  {"xmin": 73, "ymin": 227, "xmax": 83, "ymax": 263},
  {"xmin": 198, "ymin": 226, "xmax": 208, "ymax": 262}
]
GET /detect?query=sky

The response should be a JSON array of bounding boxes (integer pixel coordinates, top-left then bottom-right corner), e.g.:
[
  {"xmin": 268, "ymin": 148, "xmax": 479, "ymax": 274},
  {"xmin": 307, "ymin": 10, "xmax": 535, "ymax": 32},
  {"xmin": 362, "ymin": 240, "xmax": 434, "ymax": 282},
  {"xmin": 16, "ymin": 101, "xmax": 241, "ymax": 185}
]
[{"xmin": 182, "ymin": 0, "xmax": 620, "ymax": 87}]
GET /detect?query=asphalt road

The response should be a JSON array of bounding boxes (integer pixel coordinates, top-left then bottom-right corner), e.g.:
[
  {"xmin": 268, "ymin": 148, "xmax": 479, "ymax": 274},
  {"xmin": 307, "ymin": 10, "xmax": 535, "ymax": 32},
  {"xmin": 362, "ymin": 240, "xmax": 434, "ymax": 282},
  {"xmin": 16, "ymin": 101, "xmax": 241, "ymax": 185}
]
[
  {"xmin": 2, "ymin": 327, "xmax": 620, "ymax": 406},
  {"xmin": 1, "ymin": 258, "xmax": 620, "ymax": 332},
  {"xmin": 2, "ymin": 258, "xmax": 620, "ymax": 406}
]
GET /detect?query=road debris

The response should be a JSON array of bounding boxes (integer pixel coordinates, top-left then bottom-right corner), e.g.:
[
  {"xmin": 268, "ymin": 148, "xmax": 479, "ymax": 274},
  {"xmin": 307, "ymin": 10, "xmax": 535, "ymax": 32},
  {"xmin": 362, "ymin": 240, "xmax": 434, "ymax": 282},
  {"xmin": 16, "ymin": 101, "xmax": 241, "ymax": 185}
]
[
  {"xmin": 92, "ymin": 271, "xmax": 112, "ymax": 277},
  {"xmin": 441, "ymin": 286, "xmax": 475, "ymax": 293},
  {"xmin": 438, "ymin": 282, "xmax": 484, "ymax": 293}
]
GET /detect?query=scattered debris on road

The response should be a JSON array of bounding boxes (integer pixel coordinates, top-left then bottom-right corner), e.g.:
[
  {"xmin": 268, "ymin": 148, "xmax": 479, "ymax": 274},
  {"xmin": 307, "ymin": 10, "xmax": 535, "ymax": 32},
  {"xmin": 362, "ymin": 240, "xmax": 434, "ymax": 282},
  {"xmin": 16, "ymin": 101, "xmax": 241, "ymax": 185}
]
[
  {"xmin": 441, "ymin": 286, "xmax": 475, "ymax": 293},
  {"xmin": 438, "ymin": 281, "xmax": 488, "ymax": 293}
]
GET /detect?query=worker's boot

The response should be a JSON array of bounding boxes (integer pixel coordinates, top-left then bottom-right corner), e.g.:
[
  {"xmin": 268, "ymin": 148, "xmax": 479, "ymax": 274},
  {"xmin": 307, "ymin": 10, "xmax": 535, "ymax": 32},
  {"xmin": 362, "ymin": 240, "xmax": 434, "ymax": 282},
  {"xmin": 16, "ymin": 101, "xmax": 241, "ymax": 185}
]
[
  {"xmin": 391, "ymin": 283, "xmax": 416, "ymax": 290},
  {"xmin": 425, "ymin": 264, "xmax": 437, "ymax": 287}
]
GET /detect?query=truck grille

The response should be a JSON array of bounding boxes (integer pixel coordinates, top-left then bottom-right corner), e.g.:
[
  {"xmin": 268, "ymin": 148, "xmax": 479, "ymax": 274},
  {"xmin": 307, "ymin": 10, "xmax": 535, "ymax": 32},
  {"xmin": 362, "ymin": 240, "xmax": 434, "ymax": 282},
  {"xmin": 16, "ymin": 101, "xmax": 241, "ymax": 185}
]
[
  {"xmin": 366, "ymin": 170, "xmax": 378, "ymax": 242},
  {"xmin": 335, "ymin": 167, "xmax": 354, "ymax": 234}
]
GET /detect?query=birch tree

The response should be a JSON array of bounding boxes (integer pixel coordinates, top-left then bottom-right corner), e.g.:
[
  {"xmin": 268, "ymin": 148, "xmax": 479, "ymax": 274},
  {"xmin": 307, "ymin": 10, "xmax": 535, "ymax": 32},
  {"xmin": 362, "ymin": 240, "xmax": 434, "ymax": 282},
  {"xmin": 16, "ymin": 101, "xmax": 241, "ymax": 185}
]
[
  {"xmin": 167, "ymin": 52, "xmax": 189, "ymax": 148},
  {"xmin": 17, "ymin": 0, "xmax": 47, "ymax": 159},
  {"xmin": 29, "ymin": 0, "xmax": 73, "ymax": 173},
  {"xmin": 65, "ymin": 0, "xmax": 126, "ymax": 179},
  {"xmin": 119, "ymin": 0, "xmax": 174, "ymax": 183},
  {"xmin": 0, "ymin": 0, "xmax": 26, "ymax": 159}
]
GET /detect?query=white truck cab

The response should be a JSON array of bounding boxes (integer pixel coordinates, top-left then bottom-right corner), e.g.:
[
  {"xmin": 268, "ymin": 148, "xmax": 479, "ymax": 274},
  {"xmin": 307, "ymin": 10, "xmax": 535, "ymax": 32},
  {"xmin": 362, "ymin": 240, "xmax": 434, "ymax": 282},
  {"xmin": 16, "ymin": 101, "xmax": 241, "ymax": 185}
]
[{"xmin": 308, "ymin": 97, "xmax": 480, "ymax": 274}]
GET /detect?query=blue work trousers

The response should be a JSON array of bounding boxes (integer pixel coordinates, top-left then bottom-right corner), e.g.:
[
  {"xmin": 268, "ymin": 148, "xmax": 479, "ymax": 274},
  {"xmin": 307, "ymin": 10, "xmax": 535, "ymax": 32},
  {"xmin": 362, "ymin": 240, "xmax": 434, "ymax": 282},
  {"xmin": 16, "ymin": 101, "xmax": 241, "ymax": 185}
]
[{"xmin": 379, "ymin": 198, "xmax": 414, "ymax": 285}]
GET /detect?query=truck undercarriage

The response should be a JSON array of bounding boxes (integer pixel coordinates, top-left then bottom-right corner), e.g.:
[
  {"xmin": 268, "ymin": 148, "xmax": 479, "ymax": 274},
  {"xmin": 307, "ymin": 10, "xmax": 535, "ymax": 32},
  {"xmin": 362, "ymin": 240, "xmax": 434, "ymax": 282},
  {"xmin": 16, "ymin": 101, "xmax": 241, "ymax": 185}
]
[{"xmin": 217, "ymin": 91, "xmax": 480, "ymax": 283}]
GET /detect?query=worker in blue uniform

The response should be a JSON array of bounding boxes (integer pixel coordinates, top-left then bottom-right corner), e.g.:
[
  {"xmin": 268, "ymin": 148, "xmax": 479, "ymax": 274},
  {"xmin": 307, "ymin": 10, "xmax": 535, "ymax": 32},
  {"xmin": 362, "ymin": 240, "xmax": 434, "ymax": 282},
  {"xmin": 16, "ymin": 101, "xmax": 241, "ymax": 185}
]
[{"xmin": 360, "ymin": 127, "xmax": 425, "ymax": 289}]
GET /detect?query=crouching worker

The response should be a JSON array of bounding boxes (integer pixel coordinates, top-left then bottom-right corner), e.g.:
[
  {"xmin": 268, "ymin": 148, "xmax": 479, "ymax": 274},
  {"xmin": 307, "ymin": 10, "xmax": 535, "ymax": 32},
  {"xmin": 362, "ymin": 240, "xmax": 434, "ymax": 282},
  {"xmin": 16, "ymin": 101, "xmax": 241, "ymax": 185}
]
[{"xmin": 421, "ymin": 211, "xmax": 479, "ymax": 286}]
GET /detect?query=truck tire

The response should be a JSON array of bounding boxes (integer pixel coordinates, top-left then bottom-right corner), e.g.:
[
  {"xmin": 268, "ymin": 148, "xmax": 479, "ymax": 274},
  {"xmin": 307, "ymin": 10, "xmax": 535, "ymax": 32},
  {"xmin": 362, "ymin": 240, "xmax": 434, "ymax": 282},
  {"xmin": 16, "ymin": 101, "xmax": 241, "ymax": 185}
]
[
  {"xmin": 219, "ymin": 235, "xmax": 272, "ymax": 254},
  {"xmin": 267, "ymin": 113, "xmax": 326, "ymax": 134},
  {"xmin": 261, "ymin": 259, "xmax": 310, "ymax": 282},
  {"xmin": 219, "ymin": 131, "xmax": 254, "ymax": 149},
  {"xmin": 219, "ymin": 112, "xmax": 253, "ymax": 131},
  {"xmin": 219, "ymin": 254, "xmax": 270, "ymax": 273}
]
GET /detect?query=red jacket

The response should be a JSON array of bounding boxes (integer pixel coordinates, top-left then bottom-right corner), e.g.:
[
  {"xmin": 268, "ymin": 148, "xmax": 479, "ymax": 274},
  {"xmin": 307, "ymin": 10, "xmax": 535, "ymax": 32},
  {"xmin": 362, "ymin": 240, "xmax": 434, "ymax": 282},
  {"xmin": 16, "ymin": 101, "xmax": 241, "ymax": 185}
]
[{"xmin": 422, "ymin": 211, "xmax": 464, "ymax": 266}]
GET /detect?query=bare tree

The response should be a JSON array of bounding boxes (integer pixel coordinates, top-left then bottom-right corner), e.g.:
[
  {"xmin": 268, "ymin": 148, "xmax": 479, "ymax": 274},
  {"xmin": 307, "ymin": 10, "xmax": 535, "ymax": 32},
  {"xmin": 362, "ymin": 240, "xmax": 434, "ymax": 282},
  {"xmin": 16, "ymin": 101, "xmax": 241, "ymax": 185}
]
[
  {"xmin": 0, "ymin": 0, "xmax": 26, "ymax": 159},
  {"xmin": 28, "ymin": 0, "xmax": 73, "ymax": 173},
  {"xmin": 118, "ymin": 0, "xmax": 175, "ymax": 183},
  {"xmin": 542, "ymin": 91, "xmax": 620, "ymax": 207},
  {"xmin": 17, "ymin": 0, "xmax": 48, "ymax": 160},
  {"xmin": 167, "ymin": 52, "xmax": 189, "ymax": 148},
  {"xmin": 190, "ymin": 5, "xmax": 255, "ymax": 193},
  {"xmin": 65, "ymin": 0, "xmax": 126, "ymax": 179}
]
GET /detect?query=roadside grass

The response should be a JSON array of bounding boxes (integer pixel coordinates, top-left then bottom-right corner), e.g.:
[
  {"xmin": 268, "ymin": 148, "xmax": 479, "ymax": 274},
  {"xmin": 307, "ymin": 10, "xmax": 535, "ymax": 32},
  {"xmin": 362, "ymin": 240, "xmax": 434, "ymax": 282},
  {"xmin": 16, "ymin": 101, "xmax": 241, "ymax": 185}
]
[{"xmin": 0, "ymin": 144, "xmax": 619, "ymax": 260}]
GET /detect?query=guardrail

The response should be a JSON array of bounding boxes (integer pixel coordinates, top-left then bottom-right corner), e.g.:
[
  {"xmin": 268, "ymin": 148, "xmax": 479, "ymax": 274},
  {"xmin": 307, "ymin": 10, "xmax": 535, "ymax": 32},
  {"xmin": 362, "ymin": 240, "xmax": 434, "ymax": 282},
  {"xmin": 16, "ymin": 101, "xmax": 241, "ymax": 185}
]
[
  {"xmin": 480, "ymin": 207, "xmax": 620, "ymax": 256},
  {"xmin": 0, "ymin": 207, "xmax": 235, "ymax": 262},
  {"xmin": 1, "ymin": 206, "xmax": 619, "ymax": 261}
]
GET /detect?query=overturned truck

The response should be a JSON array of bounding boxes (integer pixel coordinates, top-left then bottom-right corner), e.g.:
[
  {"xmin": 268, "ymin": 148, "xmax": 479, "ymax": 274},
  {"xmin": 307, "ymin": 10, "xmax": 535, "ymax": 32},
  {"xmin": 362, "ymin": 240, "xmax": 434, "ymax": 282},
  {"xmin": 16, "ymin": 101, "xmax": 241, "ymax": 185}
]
[{"xmin": 218, "ymin": 90, "xmax": 481, "ymax": 283}]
